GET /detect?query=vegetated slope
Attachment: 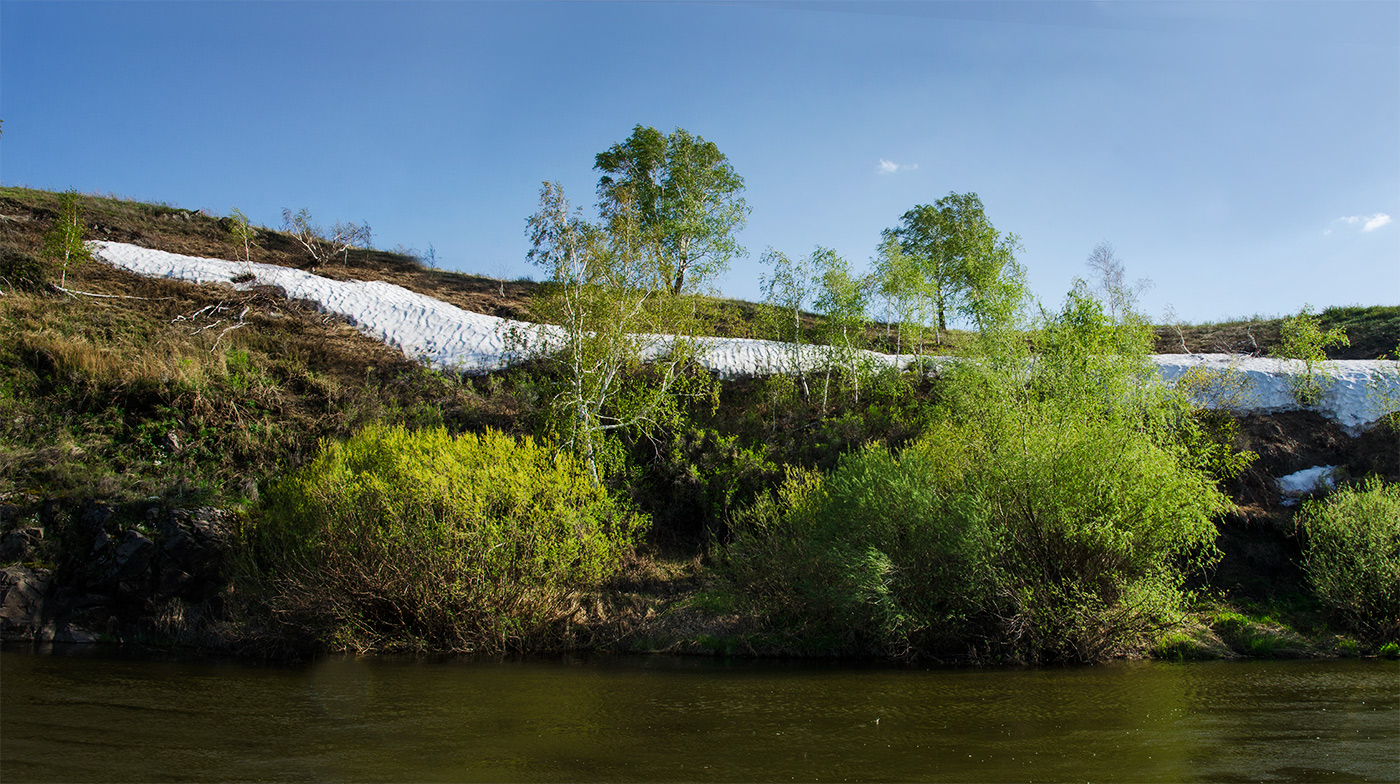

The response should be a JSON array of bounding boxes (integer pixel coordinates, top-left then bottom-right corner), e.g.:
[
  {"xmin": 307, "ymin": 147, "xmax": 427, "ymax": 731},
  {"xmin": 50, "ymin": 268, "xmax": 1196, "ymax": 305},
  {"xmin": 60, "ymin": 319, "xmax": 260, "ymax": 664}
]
[
  {"xmin": 2, "ymin": 187, "xmax": 1397, "ymax": 658},
  {"xmin": 3, "ymin": 186, "xmax": 1396, "ymax": 525},
  {"xmin": 1153, "ymin": 307, "xmax": 1399, "ymax": 360},
  {"xmin": 0, "ymin": 188, "xmax": 529, "ymax": 513}
]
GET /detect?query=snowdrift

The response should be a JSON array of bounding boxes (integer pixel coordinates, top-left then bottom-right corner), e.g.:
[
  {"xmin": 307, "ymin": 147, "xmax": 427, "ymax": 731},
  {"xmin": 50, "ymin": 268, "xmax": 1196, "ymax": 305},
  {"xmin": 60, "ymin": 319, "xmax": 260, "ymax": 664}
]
[{"xmin": 92, "ymin": 241, "xmax": 1399, "ymax": 434}]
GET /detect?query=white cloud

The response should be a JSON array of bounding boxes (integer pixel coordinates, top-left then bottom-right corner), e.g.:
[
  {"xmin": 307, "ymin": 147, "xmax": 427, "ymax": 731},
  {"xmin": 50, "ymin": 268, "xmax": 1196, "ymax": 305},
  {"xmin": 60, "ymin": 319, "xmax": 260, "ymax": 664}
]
[
  {"xmin": 877, "ymin": 158, "xmax": 917, "ymax": 175},
  {"xmin": 1328, "ymin": 213, "xmax": 1392, "ymax": 234}
]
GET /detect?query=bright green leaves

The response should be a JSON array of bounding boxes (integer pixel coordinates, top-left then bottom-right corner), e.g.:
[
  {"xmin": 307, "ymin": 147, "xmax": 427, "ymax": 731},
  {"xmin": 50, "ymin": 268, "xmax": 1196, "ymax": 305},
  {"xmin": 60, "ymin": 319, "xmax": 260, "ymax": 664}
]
[
  {"xmin": 1297, "ymin": 477, "xmax": 1400, "ymax": 644},
  {"xmin": 881, "ymin": 191, "xmax": 1026, "ymax": 340},
  {"xmin": 1275, "ymin": 304, "xmax": 1350, "ymax": 405},
  {"xmin": 595, "ymin": 125, "xmax": 748, "ymax": 295},
  {"xmin": 255, "ymin": 424, "xmax": 645, "ymax": 651},
  {"xmin": 41, "ymin": 190, "xmax": 91, "ymax": 289},
  {"xmin": 523, "ymin": 181, "xmax": 711, "ymax": 484},
  {"xmin": 227, "ymin": 207, "xmax": 258, "ymax": 273}
]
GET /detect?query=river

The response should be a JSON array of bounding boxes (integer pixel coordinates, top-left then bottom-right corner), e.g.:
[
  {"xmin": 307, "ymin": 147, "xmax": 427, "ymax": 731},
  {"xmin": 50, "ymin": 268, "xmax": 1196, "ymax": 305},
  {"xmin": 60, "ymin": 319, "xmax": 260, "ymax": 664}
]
[{"xmin": 3, "ymin": 644, "xmax": 1396, "ymax": 782}]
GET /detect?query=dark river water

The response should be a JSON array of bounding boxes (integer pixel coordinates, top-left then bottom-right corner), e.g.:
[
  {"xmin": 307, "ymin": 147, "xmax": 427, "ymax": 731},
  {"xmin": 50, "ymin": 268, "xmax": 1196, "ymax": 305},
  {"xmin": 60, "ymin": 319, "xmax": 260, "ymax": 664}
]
[{"xmin": 2, "ymin": 644, "xmax": 1397, "ymax": 782}]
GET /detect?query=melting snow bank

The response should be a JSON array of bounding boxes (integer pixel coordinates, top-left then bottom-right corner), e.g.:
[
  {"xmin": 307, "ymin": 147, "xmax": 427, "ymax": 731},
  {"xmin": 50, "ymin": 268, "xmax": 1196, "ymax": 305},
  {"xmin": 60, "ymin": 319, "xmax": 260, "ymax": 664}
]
[
  {"xmin": 92, "ymin": 241, "xmax": 1399, "ymax": 433},
  {"xmin": 1152, "ymin": 354, "xmax": 1397, "ymax": 434},
  {"xmin": 1276, "ymin": 466, "xmax": 1340, "ymax": 505}
]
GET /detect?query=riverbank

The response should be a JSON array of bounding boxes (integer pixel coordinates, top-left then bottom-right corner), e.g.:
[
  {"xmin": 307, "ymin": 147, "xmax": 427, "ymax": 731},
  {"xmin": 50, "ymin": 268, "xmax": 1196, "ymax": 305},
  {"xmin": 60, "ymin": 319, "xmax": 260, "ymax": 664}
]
[{"xmin": 3, "ymin": 188, "xmax": 1397, "ymax": 663}]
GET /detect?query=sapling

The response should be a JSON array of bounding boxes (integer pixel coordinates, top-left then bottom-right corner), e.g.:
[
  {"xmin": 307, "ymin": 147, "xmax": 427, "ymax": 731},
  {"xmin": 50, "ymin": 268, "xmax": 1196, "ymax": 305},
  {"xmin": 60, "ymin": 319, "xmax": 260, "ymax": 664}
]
[
  {"xmin": 42, "ymin": 190, "xmax": 91, "ymax": 289},
  {"xmin": 281, "ymin": 207, "xmax": 371, "ymax": 269},
  {"xmin": 1275, "ymin": 304, "xmax": 1349, "ymax": 406},
  {"xmin": 228, "ymin": 207, "xmax": 258, "ymax": 276}
]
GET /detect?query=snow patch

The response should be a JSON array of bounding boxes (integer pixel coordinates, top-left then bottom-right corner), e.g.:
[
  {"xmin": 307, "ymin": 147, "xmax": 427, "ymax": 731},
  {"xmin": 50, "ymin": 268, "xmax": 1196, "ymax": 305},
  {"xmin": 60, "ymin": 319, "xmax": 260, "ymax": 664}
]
[
  {"xmin": 92, "ymin": 241, "xmax": 1400, "ymax": 433},
  {"xmin": 1275, "ymin": 465, "xmax": 1339, "ymax": 505}
]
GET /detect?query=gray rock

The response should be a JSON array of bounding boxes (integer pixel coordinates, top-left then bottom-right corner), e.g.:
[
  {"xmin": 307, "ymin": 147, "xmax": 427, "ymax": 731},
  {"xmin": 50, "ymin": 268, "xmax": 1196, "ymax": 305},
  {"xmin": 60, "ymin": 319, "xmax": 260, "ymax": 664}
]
[
  {"xmin": 1, "ymin": 565, "xmax": 52, "ymax": 632},
  {"xmin": 113, "ymin": 530, "xmax": 155, "ymax": 582},
  {"xmin": 39, "ymin": 621, "xmax": 101, "ymax": 644},
  {"xmin": 1, "ymin": 527, "xmax": 42, "ymax": 562}
]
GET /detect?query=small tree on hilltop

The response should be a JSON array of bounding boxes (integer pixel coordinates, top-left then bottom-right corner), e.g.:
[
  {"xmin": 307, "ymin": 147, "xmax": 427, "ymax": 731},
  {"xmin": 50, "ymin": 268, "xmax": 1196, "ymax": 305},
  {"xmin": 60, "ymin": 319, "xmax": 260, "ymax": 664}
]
[
  {"xmin": 882, "ymin": 191, "xmax": 1021, "ymax": 344},
  {"xmin": 760, "ymin": 246, "xmax": 817, "ymax": 400},
  {"xmin": 228, "ymin": 207, "xmax": 258, "ymax": 275},
  {"xmin": 1085, "ymin": 241, "xmax": 1152, "ymax": 322},
  {"xmin": 872, "ymin": 235, "xmax": 929, "ymax": 356},
  {"xmin": 281, "ymin": 207, "xmax": 372, "ymax": 269},
  {"xmin": 812, "ymin": 247, "xmax": 872, "ymax": 412}
]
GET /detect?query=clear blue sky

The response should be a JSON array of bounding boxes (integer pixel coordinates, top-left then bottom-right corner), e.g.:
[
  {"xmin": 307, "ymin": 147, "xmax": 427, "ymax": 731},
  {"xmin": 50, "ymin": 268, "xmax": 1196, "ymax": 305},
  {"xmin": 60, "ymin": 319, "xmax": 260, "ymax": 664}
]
[{"xmin": 3, "ymin": 1, "xmax": 1396, "ymax": 324}]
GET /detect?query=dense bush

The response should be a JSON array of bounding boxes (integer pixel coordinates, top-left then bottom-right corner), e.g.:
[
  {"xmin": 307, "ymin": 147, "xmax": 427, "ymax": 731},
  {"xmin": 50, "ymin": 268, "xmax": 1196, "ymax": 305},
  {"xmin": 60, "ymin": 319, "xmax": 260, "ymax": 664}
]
[
  {"xmin": 726, "ymin": 286, "xmax": 1232, "ymax": 662},
  {"xmin": 251, "ymin": 424, "xmax": 644, "ymax": 652},
  {"xmin": 1297, "ymin": 477, "xmax": 1400, "ymax": 643},
  {"xmin": 727, "ymin": 405, "xmax": 1225, "ymax": 662}
]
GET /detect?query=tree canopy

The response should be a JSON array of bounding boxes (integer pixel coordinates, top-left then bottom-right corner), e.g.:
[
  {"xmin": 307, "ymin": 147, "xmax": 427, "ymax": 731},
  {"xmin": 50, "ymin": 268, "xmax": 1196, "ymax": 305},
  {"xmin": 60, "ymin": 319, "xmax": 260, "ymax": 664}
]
[
  {"xmin": 595, "ymin": 125, "xmax": 749, "ymax": 295},
  {"xmin": 881, "ymin": 192, "xmax": 1023, "ymax": 338}
]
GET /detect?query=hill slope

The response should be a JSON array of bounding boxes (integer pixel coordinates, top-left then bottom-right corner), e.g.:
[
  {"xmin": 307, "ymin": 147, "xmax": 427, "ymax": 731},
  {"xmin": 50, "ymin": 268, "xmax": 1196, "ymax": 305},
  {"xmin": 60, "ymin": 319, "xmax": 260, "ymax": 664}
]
[{"xmin": 2, "ymin": 187, "xmax": 1397, "ymax": 659}]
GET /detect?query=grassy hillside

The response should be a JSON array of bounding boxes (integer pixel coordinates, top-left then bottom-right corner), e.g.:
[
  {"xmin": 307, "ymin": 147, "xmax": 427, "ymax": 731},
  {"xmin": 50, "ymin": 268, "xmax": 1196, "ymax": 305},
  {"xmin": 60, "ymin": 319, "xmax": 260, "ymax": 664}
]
[
  {"xmin": 1, "ymin": 188, "xmax": 529, "ymax": 514},
  {"xmin": 2, "ymin": 187, "xmax": 1396, "ymax": 660}
]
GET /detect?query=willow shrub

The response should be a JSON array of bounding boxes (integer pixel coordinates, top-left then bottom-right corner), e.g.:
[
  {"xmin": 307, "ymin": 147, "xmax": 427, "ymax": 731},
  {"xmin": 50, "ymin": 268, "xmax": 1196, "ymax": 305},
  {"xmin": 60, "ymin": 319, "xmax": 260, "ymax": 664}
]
[
  {"xmin": 1297, "ymin": 477, "xmax": 1400, "ymax": 644},
  {"xmin": 727, "ymin": 285, "xmax": 1231, "ymax": 662},
  {"xmin": 252, "ymin": 424, "xmax": 644, "ymax": 652},
  {"xmin": 726, "ymin": 423, "xmax": 997, "ymax": 657}
]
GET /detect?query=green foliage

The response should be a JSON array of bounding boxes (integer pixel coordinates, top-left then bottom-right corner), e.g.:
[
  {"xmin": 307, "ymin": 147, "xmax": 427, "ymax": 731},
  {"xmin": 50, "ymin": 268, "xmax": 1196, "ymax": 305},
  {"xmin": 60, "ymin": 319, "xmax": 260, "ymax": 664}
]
[
  {"xmin": 812, "ymin": 247, "xmax": 872, "ymax": 402},
  {"xmin": 1297, "ymin": 477, "xmax": 1400, "ymax": 643},
  {"xmin": 871, "ymin": 235, "xmax": 930, "ymax": 355},
  {"xmin": 41, "ymin": 190, "xmax": 91, "ymax": 288},
  {"xmin": 728, "ymin": 401, "xmax": 1226, "ymax": 661},
  {"xmin": 1275, "ymin": 304, "xmax": 1349, "ymax": 405},
  {"xmin": 595, "ymin": 125, "xmax": 749, "ymax": 295},
  {"xmin": 726, "ymin": 284, "xmax": 1233, "ymax": 662},
  {"xmin": 0, "ymin": 249, "xmax": 48, "ymax": 293},
  {"xmin": 881, "ymin": 192, "xmax": 1025, "ymax": 338},
  {"xmin": 253, "ymin": 424, "xmax": 644, "ymax": 652},
  {"xmin": 520, "ymin": 181, "xmax": 715, "ymax": 484},
  {"xmin": 635, "ymin": 427, "xmax": 778, "ymax": 547},
  {"xmin": 227, "ymin": 207, "xmax": 258, "ymax": 271}
]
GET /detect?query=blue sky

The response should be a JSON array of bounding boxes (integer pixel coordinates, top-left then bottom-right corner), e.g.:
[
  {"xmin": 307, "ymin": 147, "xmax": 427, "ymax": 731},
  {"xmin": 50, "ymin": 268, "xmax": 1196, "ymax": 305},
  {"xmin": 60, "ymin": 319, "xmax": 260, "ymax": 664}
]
[{"xmin": 3, "ymin": 1, "xmax": 1396, "ymax": 324}]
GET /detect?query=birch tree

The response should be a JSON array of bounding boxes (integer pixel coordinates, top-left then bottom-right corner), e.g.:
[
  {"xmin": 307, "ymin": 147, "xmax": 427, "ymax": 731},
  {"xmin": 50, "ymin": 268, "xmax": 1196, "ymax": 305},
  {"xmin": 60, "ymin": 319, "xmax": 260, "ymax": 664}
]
[
  {"xmin": 523, "ymin": 181, "xmax": 706, "ymax": 484},
  {"xmin": 43, "ymin": 190, "xmax": 91, "ymax": 289},
  {"xmin": 759, "ymin": 247, "xmax": 816, "ymax": 397},
  {"xmin": 281, "ymin": 208, "xmax": 372, "ymax": 268},
  {"xmin": 1086, "ymin": 241, "xmax": 1152, "ymax": 322},
  {"xmin": 872, "ymin": 235, "xmax": 928, "ymax": 356},
  {"xmin": 811, "ymin": 247, "xmax": 871, "ymax": 412}
]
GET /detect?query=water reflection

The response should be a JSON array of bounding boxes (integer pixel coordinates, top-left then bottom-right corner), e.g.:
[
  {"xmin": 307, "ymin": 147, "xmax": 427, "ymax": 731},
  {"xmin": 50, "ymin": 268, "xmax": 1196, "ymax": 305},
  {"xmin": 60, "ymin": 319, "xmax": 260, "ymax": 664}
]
[{"xmin": 3, "ymin": 646, "xmax": 1396, "ymax": 782}]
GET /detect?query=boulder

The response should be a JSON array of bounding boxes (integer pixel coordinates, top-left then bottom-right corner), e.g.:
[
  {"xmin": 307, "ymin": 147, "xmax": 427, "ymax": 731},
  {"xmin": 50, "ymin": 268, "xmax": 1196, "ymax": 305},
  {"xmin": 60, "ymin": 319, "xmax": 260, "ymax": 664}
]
[
  {"xmin": 1, "ymin": 526, "xmax": 43, "ymax": 562},
  {"xmin": 1, "ymin": 565, "xmax": 53, "ymax": 636}
]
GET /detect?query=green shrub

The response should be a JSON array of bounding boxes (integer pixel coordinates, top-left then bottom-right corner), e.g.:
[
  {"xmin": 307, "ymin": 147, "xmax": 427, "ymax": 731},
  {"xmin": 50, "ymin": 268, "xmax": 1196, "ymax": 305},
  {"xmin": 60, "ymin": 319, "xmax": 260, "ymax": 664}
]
[
  {"xmin": 726, "ymin": 423, "xmax": 996, "ymax": 657},
  {"xmin": 727, "ymin": 405, "xmax": 1226, "ymax": 662},
  {"xmin": 1275, "ymin": 304, "xmax": 1349, "ymax": 405},
  {"xmin": 252, "ymin": 424, "xmax": 644, "ymax": 652},
  {"xmin": 726, "ymin": 285, "xmax": 1231, "ymax": 663},
  {"xmin": 1297, "ymin": 477, "xmax": 1400, "ymax": 644}
]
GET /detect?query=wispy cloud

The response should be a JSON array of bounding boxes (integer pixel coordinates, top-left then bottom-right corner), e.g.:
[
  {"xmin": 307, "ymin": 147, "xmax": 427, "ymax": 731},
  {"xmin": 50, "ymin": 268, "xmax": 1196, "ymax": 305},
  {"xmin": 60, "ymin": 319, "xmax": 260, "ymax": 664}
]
[
  {"xmin": 877, "ymin": 158, "xmax": 918, "ymax": 175},
  {"xmin": 1326, "ymin": 213, "xmax": 1392, "ymax": 234}
]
